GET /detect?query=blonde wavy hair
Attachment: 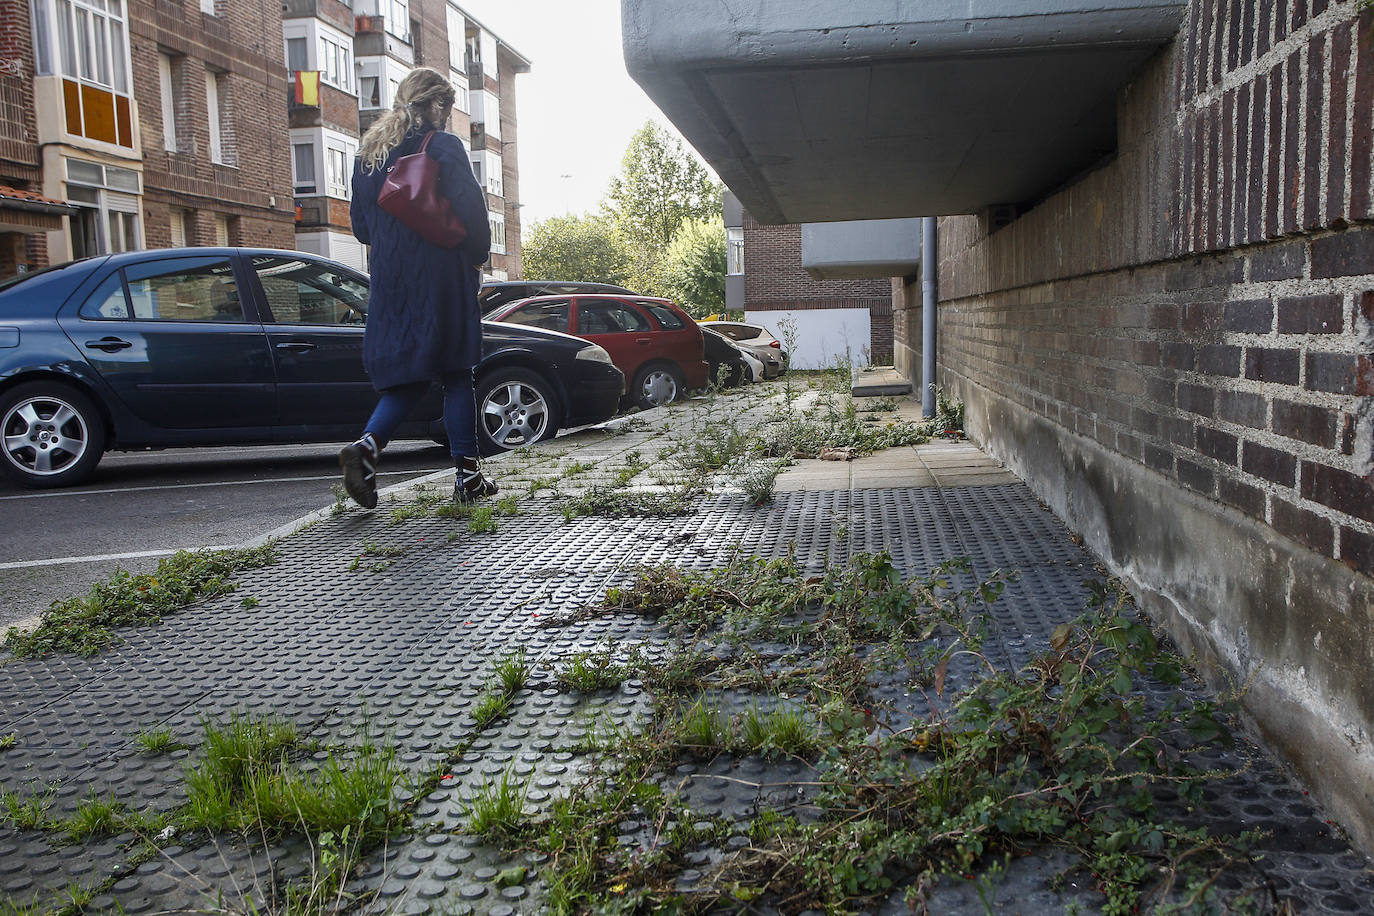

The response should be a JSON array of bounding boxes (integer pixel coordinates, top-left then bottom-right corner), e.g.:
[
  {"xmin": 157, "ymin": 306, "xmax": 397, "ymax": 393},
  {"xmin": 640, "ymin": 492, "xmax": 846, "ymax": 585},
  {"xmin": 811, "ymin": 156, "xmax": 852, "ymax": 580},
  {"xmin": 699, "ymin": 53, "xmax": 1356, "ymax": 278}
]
[{"xmin": 358, "ymin": 67, "xmax": 457, "ymax": 172}]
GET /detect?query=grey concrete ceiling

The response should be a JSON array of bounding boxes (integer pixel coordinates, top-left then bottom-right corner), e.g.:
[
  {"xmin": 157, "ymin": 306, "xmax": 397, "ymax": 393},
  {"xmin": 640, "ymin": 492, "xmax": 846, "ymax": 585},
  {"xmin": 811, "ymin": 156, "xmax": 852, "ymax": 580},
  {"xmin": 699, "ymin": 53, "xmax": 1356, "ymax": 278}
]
[{"xmin": 623, "ymin": 1, "xmax": 1184, "ymax": 224}]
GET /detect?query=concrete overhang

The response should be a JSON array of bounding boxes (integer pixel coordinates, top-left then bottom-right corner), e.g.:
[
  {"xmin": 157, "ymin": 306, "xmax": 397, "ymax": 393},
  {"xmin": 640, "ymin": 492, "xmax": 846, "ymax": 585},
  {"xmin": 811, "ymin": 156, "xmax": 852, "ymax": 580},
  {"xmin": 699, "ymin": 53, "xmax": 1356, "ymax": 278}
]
[
  {"xmin": 802, "ymin": 218, "xmax": 922, "ymax": 280},
  {"xmin": 623, "ymin": 1, "xmax": 1185, "ymax": 224}
]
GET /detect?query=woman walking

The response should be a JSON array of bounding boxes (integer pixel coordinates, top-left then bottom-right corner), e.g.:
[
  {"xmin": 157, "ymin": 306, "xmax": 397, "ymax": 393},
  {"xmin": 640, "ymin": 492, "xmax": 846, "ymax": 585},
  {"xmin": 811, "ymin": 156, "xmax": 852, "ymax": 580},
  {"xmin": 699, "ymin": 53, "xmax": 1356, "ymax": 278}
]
[{"xmin": 339, "ymin": 67, "xmax": 497, "ymax": 508}]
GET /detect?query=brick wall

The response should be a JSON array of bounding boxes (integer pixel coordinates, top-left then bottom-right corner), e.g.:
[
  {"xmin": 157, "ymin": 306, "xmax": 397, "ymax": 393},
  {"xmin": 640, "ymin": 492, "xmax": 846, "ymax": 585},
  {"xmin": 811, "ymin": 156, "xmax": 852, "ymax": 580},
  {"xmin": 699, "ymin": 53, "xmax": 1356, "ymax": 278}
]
[
  {"xmin": 132, "ymin": 0, "xmax": 295, "ymax": 250},
  {"xmin": 921, "ymin": 0, "xmax": 1374, "ymax": 850},
  {"xmin": 744, "ymin": 214, "xmax": 894, "ymax": 361},
  {"xmin": 497, "ymin": 45, "xmax": 523, "ymax": 279}
]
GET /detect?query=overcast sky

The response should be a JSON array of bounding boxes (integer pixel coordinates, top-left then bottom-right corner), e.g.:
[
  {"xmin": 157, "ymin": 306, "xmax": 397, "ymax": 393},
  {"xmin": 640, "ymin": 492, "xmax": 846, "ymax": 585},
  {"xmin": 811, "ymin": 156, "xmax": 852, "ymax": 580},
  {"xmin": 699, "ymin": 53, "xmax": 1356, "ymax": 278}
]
[{"xmin": 456, "ymin": 0, "xmax": 698, "ymax": 229}]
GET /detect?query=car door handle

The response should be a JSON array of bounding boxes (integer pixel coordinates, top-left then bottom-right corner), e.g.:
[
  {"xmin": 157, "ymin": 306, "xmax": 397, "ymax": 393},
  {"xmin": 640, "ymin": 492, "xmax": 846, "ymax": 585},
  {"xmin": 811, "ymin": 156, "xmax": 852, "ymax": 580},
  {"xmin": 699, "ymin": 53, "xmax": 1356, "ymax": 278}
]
[
  {"xmin": 84, "ymin": 336, "xmax": 132, "ymax": 352},
  {"xmin": 275, "ymin": 340, "xmax": 317, "ymax": 353},
  {"xmin": 634, "ymin": 338, "xmax": 652, "ymax": 346}
]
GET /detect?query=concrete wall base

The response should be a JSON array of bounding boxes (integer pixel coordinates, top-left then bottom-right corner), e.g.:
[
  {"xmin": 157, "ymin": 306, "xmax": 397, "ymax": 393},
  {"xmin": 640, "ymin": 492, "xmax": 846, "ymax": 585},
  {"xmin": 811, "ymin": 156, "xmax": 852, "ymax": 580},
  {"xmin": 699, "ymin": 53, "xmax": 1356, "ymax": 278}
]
[{"xmin": 953, "ymin": 372, "xmax": 1374, "ymax": 855}]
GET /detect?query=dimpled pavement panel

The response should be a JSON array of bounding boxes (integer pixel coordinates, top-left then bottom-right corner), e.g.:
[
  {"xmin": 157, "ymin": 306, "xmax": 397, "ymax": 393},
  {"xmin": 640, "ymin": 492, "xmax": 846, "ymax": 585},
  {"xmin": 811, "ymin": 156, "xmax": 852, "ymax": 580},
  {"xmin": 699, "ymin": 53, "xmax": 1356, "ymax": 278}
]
[{"xmin": 1, "ymin": 484, "xmax": 1370, "ymax": 914}]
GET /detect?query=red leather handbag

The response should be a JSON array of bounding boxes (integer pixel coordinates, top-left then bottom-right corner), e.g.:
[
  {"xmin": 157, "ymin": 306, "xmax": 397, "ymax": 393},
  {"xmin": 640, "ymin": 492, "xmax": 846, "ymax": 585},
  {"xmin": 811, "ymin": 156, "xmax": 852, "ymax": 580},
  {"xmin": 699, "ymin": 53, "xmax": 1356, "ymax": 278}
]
[{"xmin": 377, "ymin": 131, "xmax": 468, "ymax": 248}]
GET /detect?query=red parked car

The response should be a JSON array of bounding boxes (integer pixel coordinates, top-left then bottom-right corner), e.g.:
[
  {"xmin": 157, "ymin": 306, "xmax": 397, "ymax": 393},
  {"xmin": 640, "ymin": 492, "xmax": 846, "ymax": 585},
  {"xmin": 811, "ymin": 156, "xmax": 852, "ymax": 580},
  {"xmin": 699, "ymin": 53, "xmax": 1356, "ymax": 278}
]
[{"xmin": 488, "ymin": 294, "xmax": 709, "ymax": 409}]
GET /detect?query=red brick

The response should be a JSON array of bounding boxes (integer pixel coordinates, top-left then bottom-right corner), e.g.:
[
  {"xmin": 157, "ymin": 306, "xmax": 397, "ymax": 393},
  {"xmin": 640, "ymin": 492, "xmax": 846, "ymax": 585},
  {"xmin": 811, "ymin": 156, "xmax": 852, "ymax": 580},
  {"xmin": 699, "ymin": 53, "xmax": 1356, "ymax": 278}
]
[
  {"xmin": 1225, "ymin": 298, "xmax": 1274, "ymax": 332},
  {"xmin": 1198, "ymin": 344, "xmax": 1242, "ymax": 376},
  {"xmin": 1258, "ymin": 0, "xmax": 1275, "ymax": 59},
  {"xmin": 1241, "ymin": 0, "xmax": 1257, "ymax": 65},
  {"xmin": 1312, "ymin": 229, "xmax": 1374, "ymax": 277},
  {"xmin": 1277, "ymin": 293, "xmax": 1344, "ymax": 333},
  {"xmin": 1328, "ymin": 22, "xmax": 1352, "ymax": 225},
  {"xmin": 1250, "ymin": 239, "xmax": 1305, "ymax": 281},
  {"xmin": 1144, "ymin": 444, "xmax": 1175, "ymax": 474},
  {"xmin": 1266, "ymin": 62, "xmax": 1285, "ymax": 238},
  {"xmin": 1220, "ymin": 476, "xmax": 1266, "ymax": 516},
  {"xmin": 1304, "ymin": 34, "xmax": 1326, "ymax": 230},
  {"xmin": 1132, "ymin": 407, "xmax": 1162, "ymax": 437},
  {"xmin": 1217, "ymin": 390, "xmax": 1268, "ymax": 428},
  {"xmin": 1273, "ymin": 499, "xmax": 1335, "ymax": 554},
  {"xmin": 1197, "ymin": 426, "xmax": 1240, "ymax": 463},
  {"xmin": 1291, "ymin": 0, "xmax": 1309, "ymax": 32},
  {"xmin": 1353, "ymin": 13, "xmax": 1374, "ymax": 219},
  {"xmin": 1211, "ymin": 0, "xmax": 1226, "ymax": 86},
  {"xmin": 1161, "ymin": 342, "xmax": 1197, "ymax": 371},
  {"xmin": 1272, "ymin": 399, "xmax": 1338, "ymax": 447},
  {"xmin": 1183, "ymin": 301, "xmax": 1224, "ymax": 332},
  {"xmin": 1243, "ymin": 440, "xmax": 1298, "ymax": 485},
  {"xmin": 1179, "ymin": 457, "xmax": 1217, "ymax": 494},
  {"xmin": 1339, "ymin": 525, "xmax": 1374, "ymax": 577},
  {"xmin": 1249, "ymin": 69, "xmax": 1270, "ymax": 242},
  {"xmin": 1234, "ymin": 83, "xmax": 1251, "ymax": 243},
  {"xmin": 1302, "ymin": 461, "xmax": 1374, "ymax": 523},
  {"xmin": 1222, "ymin": 89, "xmax": 1235, "ymax": 248},
  {"xmin": 1283, "ymin": 50, "xmax": 1302, "ymax": 235},
  {"xmin": 1363, "ymin": 290, "xmax": 1374, "ymax": 322},
  {"xmin": 1276, "ymin": 0, "xmax": 1290, "ymax": 42},
  {"xmin": 1305, "ymin": 352, "xmax": 1374, "ymax": 395},
  {"xmin": 1340, "ymin": 413, "xmax": 1357, "ymax": 455},
  {"xmin": 1245, "ymin": 347, "xmax": 1301, "ymax": 384}
]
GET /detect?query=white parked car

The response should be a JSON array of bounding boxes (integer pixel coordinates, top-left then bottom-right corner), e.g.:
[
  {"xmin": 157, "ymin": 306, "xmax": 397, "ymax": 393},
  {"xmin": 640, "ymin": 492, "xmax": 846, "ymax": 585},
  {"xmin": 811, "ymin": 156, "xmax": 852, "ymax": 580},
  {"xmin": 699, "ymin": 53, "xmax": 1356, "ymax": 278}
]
[{"xmin": 698, "ymin": 321, "xmax": 789, "ymax": 378}]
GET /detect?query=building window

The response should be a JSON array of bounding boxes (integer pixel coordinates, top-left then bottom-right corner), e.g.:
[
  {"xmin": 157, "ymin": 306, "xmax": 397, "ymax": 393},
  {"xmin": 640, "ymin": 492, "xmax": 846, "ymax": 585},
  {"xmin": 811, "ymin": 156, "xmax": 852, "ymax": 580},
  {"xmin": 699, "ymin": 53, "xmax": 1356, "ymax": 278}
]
[
  {"xmin": 292, "ymin": 143, "xmax": 316, "ymax": 194},
  {"xmin": 727, "ymin": 227, "xmax": 744, "ymax": 275},
  {"xmin": 33, "ymin": 0, "xmax": 135, "ymax": 147},
  {"xmin": 470, "ymin": 151, "xmax": 501, "ymax": 198},
  {"xmin": 318, "ymin": 34, "xmax": 351, "ymax": 93},
  {"xmin": 489, "ymin": 211, "xmax": 505, "ymax": 255},
  {"xmin": 169, "ymin": 208, "xmax": 191, "ymax": 247},
  {"xmin": 157, "ymin": 53, "xmax": 178, "ymax": 152},
  {"xmin": 206, "ymin": 69, "xmax": 234, "ymax": 166},
  {"xmin": 66, "ymin": 158, "xmax": 141, "ymax": 257},
  {"xmin": 56, "ymin": 0, "xmax": 130, "ymax": 92},
  {"xmin": 200, "ymin": 0, "xmax": 217, "ymax": 14},
  {"xmin": 214, "ymin": 214, "xmax": 233, "ymax": 246},
  {"xmin": 449, "ymin": 69, "xmax": 468, "ymax": 112},
  {"xmin": 359, "ymin": 76, "xmax": 379, "ymax": 108},
  {"xmin": 480, "ymin": 30, "xmax": 497, "ymax": 80},
  {"xmin": 387, "ymin": 0, "xmax": 408, "ymax": 40},
  {"xmin": 285, "ymin": 37, "xmax": 308, "ymax": 72},
  {"xmin": 447, "ymin": 7, "xmax": 465, "ymax": 70},
  {"xmin": 326, "ymin": 145, "xmax": 351, "ymax": 198}
]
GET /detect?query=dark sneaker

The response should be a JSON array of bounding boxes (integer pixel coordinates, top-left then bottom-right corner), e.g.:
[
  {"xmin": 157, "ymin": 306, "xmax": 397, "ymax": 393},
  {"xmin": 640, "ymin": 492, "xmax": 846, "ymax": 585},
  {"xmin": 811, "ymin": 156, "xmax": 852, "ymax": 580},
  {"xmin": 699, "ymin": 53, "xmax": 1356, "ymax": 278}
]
[
  {"xmin": 339, "ymin": 435, "xmax": 379, "ymax": 508},
  {"xmin": 454, "ymin": 455, "xmax": 498, "ymax": 503}
]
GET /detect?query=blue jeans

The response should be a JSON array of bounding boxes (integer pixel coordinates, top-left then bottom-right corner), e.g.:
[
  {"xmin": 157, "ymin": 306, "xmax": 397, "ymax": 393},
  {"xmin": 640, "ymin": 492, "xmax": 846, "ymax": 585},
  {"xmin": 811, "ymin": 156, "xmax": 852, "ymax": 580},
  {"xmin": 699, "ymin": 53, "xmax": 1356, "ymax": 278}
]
[{"xmin": 364, "ymin": 369, "xmax": 478, "ymax": 459}]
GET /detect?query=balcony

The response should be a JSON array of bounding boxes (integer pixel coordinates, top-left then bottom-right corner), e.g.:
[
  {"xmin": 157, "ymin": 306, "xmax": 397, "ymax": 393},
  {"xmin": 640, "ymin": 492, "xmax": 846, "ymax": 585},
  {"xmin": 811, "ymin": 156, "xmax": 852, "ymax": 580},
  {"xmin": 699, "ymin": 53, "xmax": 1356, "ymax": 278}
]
[
  {"xmin": 623, "ymin": 1, "xmax": 1185, "ymax": 224},
  {"xmin": 801, "ymin": 219, "xmax": 923, "ymax": 280}
]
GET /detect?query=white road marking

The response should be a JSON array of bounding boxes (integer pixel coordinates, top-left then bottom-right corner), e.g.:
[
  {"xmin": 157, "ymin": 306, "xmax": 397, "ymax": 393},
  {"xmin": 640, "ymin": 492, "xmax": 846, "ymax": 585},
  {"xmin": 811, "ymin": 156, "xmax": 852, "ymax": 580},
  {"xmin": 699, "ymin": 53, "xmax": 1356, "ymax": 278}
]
[
  {"xmin": 0, "ymin": 469, "xmax": 448, "ymax": 501},
  {"xmin": 0, "ymin": 547, "xmax": 239, "ymax": 570}
]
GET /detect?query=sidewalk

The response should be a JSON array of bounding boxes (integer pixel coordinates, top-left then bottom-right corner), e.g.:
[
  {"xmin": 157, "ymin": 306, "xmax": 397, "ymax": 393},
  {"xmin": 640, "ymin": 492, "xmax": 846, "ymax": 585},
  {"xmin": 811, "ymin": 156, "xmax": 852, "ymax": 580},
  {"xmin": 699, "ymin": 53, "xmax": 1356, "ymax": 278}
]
[{"xmin": 0, "ymin": 381, "xmax": 1369, "ymax": 915}]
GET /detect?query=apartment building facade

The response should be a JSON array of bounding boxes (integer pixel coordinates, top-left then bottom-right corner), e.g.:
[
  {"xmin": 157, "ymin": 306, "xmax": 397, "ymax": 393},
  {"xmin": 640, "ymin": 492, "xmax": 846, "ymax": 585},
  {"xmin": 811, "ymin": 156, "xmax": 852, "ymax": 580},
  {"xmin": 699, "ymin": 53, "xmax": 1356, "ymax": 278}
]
[
  {"xmin": 285, "ymin": 0, "xmax": 528, "ymax": 276},
  {"xmin": 0, "ymin": 0, "xmax": 524, "ymax": 280}
]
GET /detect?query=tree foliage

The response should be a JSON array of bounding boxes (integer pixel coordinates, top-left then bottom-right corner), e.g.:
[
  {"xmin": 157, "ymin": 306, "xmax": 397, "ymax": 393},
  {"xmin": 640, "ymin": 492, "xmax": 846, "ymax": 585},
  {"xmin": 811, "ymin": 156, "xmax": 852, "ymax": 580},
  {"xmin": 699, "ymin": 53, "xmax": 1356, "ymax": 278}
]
[
  {"xmin": 656, "ymin": 218, "xmax": 726, "ymax": 318},
  {"xmin": 605, "ymin": 123, "xmax": 722, "ymax": 292},
  {"xmin": 521, "ymin": 214, "xmax": 630, "ymax": 285}
]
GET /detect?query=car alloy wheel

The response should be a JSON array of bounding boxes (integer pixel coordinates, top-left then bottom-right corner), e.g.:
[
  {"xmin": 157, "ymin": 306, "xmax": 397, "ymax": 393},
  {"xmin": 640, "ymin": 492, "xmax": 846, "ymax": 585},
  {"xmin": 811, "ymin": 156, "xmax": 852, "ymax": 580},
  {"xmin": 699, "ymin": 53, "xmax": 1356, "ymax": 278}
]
[
  {"xmin": 478, "ymin": 368, "xmax": 557, "ymax": 452},
  {"xmin": 634, "ymin": 365, "xmax": 682, "ymax": 409},
  {"xmin": 0, "ymin": 383, "xmax": 106, "ymax": 488}
]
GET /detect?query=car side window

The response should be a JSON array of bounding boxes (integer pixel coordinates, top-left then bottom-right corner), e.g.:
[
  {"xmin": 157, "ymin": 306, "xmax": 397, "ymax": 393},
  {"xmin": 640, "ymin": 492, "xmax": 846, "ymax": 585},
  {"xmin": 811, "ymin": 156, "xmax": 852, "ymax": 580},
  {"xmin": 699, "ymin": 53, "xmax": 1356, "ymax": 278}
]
[
  {"xmin": 79, "ymin": 272, "xmax": 133, "ymax": 319},
  {"xmin": 715, "ymin": 323, "xmax": 752, "ymax": 341},
  {"xmin": 642, "ymin": 303, "xmax": 683, "ymax": 329},
  {"xmin": 251, "ymin": 256, "xmax": 368, "ymax": 326},
  {"xmin": 505, "ymin": 299, "xmax": 570, "ymax": 332},
  {"xmin": 580, "ymin": 300, "xmax": 650, "ymax": 334},
  {"xmin": 97, "ymin": 257, "xmax": 244, "ymax": 322}
]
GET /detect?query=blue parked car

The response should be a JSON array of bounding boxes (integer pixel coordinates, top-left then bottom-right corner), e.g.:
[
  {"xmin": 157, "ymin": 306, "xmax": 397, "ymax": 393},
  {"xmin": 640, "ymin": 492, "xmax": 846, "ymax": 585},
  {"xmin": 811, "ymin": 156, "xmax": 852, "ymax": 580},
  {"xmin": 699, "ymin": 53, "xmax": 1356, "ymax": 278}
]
[{"xmin": 0, "ymin": 248, "xmax": 624, "ymax": 488}]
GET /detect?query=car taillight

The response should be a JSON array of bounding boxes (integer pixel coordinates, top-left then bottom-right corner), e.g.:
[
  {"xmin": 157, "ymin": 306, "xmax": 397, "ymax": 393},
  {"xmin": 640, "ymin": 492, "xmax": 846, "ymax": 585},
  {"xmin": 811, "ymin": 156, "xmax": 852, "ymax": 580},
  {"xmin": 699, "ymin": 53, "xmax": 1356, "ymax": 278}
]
[{"xmin": 769, "ymin": 340, "xmax": 781, "ymax": 348}]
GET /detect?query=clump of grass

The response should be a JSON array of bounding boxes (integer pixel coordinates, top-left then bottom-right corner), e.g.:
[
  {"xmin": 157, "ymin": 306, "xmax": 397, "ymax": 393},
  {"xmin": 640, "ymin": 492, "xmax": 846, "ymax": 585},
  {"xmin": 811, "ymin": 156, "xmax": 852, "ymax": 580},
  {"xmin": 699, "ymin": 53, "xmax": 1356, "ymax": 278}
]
[
  {"xmin": 494, "ymin": 649, "xmax": 531, "ymax": 695},
  {"xmin": 58, "ymin": 788, "xmax": 169, "ymax": 842},
  {"xmin": 738, "ymin": 704, "xmax": 817, "ymax": 757},
  {"xmin": 739, "ymin": 460, "xmax": 786, "ymax": 505},
  {"xmin": 184, "ymin": 713, "xmax": 301, "ymax": 832},
  {"xmin": 555, "ymin": 648, "xmax": 630, "ymax": 692},
  {"xmin": 470, "ymin": 648, "xmax": 532, "ymax": 731},
  {"xmin": 3, "ymin": 544, "xmax": 277, "ymax": 657},
  {"xmin": 560, "ymin": 484, "xmax": 699, "ymax": 519},
  {"xmin": 464, "ymin": 769, "xmax": 529, "ymax": 838},
  {"xmin": 348, "ymin": 539, "xmax": 408, "ymax": 572},
  {"xmin": 671, "ymin": 700, "xmax": 731, "ymax": 755},
  {"xmin": 1, "ymin": 785, "xmax": 56, "ymax": 830},
  {"xmin": 472, "ymin": 692, "xmax": 513, "ymax": 730},
  {"xmin": 0, "ymin": 732, "xmax": 16, "ymax": 751},
  {"xmin": 134, "ymin": 727, "xmax": 187, "ymax": 755}
]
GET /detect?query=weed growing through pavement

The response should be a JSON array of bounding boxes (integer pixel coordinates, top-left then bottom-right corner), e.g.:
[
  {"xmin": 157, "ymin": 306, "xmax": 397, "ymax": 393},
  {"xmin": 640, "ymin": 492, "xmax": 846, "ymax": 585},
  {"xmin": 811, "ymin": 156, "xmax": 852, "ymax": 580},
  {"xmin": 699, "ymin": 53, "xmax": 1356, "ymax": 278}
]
[
  {"xmin": 348, "ymin": 539, "xmax": 407, "ymax": 572},
  {"xmin": 134, "ymin": 727, "xmax": 186, "ymax": 755},
  {"xmin": 59, "ymin": 787, "xmax": 170, "ymax": 843},
  {"xmin": 471, "ymin": 649, "xmax": 532, "ymax": 731},
  {"xmin": 464, "ymin": 768, "xmax": 530, "ymax": 838},
  {"xmin": 0, "ymin": 732, "xmax": 15, "ymax": 752},
  {"xmin": 554, "ymin": 647, "xmax": 631, "ymax": 692},
  {"xmin": 486, "ymin": 552, "xmax": 1264, "ymax": 914},
  {"xmin": 739, "ymin": 459, "xmax": 786, "ymax": 505},
  {"xmin": 3, "ymin": 544, "xmax": 278, "ymax": 657},
  {"xmin": 0, "ymin": 784, "xmax": 56, "ymax": 830},
  {"xmin": 329, "ymin": 484, "xmax": 349, "ymax": 516}
]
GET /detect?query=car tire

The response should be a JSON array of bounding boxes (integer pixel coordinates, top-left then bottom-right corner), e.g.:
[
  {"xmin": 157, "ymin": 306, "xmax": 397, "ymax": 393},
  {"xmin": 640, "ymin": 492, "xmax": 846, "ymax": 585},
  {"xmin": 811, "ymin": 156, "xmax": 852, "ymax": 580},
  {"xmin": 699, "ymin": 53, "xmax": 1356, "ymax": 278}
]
[
  {"xmin": 475, "ymin": 367, "xmax": 562, "ymax": 455},
  {"xmin": 0, "ymin": 381, "xmax": 107, "ymax": 488},
  {"xmin": 632, "ymin": 362, "xmax": 684, "ymax": 409}
]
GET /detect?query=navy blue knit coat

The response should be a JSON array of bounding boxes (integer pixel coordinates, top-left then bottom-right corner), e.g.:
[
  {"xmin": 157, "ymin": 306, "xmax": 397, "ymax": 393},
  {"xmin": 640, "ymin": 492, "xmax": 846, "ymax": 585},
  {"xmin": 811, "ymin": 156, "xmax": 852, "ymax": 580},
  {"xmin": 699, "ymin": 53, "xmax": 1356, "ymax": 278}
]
[{"xmin": 351, "ymin": 128, "xmax": 492, "ymax": 391}]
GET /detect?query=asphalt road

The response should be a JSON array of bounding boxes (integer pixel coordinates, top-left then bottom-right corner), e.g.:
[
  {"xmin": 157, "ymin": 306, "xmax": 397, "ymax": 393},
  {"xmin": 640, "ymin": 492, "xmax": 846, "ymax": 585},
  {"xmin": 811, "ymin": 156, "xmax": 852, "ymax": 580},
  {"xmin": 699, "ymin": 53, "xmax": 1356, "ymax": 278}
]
[{"xmin": 0, "ymin": 440, "xmax": 452, "ymax": 629}]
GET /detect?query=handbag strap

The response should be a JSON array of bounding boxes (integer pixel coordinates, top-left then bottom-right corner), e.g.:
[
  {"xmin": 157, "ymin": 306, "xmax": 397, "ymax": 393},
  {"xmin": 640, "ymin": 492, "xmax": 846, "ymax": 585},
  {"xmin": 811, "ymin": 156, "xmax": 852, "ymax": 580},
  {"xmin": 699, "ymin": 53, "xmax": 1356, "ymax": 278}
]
[{"xmin": 417, "ymin": 130, "xmax": 437, "ymax": 153}]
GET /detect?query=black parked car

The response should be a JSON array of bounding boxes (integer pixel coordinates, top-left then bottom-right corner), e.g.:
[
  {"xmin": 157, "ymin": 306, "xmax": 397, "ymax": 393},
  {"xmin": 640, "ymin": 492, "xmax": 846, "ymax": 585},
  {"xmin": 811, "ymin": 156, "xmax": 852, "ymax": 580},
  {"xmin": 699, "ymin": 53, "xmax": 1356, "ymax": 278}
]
[
  {"xmin": 479, "ymin": 280, "xmax": 636, "ymax": 316},
  {"xmin": 701, "ymin": 327, "xmax": 753, "ymax": 388},
  {"xmin": 0, "ymin": 248, "xmax": 624, "ymax": 488}
]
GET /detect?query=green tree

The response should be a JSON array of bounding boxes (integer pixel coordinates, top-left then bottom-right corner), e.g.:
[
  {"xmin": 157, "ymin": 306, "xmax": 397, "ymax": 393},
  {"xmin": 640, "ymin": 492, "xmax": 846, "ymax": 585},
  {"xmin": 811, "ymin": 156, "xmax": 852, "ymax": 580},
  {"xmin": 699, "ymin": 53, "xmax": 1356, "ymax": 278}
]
[
  {"xmin": 604, "ymin": 122, "xmax": 722, "ymax": 291},
  {"xmin": 521, "ymin": 214, "xmax": 630, "ymax": 284},
  {"xmin": 656, "ymin": 218, "xmax": 726, "ymax": 318}
]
